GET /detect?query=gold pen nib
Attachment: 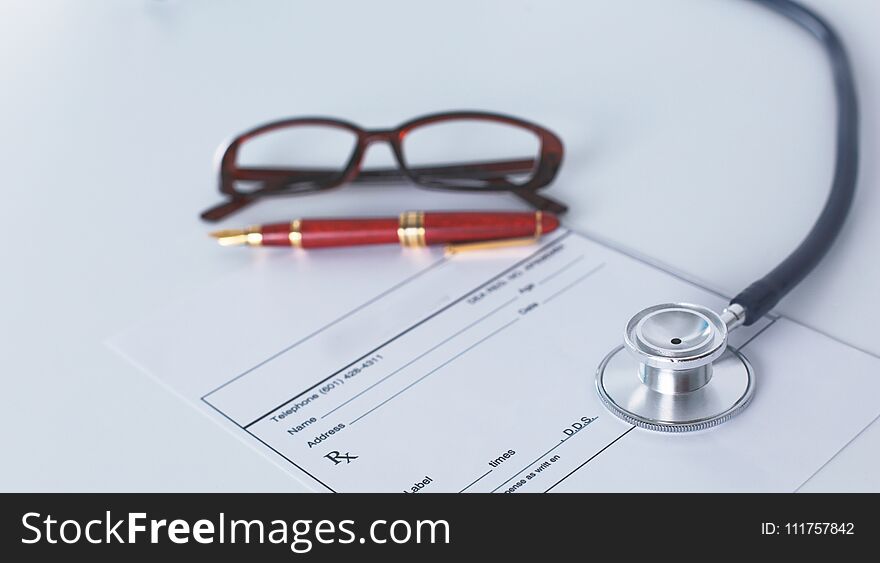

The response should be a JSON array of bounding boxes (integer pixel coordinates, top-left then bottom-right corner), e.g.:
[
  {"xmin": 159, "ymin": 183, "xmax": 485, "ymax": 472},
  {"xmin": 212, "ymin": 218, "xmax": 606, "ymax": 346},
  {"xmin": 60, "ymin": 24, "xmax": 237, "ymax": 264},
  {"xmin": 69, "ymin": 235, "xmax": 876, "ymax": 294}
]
[{"xmin": 209, "ymin": 227, "xmax": 263, "ymax": 247}]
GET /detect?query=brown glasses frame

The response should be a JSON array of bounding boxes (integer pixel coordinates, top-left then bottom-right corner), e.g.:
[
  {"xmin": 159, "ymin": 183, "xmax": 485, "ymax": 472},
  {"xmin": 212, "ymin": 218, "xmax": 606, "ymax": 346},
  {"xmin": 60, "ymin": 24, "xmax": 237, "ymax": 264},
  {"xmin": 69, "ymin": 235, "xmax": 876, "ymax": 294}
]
[{"xmin": 201, "ymin": 110, "xmax": 566, "ymax": 222}]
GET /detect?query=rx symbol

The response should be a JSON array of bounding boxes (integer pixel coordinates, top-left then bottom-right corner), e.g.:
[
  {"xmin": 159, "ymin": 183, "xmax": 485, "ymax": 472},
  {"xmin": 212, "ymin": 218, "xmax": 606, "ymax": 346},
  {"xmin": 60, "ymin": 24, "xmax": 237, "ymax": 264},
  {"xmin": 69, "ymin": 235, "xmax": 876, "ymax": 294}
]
[{"xmin": 324, "ymin": 451, "xmax": 359, "ymax": 465}]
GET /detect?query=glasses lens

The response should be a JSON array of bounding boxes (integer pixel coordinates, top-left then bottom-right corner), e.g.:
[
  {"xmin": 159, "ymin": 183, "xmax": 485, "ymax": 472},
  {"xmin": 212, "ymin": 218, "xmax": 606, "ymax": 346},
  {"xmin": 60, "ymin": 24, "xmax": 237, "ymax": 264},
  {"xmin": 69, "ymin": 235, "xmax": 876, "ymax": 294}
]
[
  {"xmin": 402, "ymin": 118, "xmax": 541, "ymax": 189},
  {"xmin": 233, "ymin": 124, "xmax": 357, "ymax": 194}
]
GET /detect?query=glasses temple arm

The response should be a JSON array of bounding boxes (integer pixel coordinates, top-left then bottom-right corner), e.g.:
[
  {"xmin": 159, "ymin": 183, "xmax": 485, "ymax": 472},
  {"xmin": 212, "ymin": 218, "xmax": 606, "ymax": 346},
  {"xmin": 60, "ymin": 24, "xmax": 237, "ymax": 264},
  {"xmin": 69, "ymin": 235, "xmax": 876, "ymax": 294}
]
[
  {"xmin": 232, "ymin": 158, "xmax": 538, "ymax": 185},
  {"xmin": 201, "ymin": 158, "xmax": 566, "ymax": 222},
  {"xmin": 200, "ymin": 196, "xmax": 258, "ymax": 222},
  {"xmin": 511, "ymin": 190, "xmax": 568, "ymax": 215}
]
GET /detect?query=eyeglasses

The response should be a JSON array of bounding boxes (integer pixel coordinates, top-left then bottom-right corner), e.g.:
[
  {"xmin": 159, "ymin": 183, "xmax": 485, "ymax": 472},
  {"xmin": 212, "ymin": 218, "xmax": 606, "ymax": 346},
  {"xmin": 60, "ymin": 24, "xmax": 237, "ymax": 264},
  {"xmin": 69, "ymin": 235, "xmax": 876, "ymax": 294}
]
[{"xmin": 201, "ymin": 111, "xmax": 567, "ymax": 221}]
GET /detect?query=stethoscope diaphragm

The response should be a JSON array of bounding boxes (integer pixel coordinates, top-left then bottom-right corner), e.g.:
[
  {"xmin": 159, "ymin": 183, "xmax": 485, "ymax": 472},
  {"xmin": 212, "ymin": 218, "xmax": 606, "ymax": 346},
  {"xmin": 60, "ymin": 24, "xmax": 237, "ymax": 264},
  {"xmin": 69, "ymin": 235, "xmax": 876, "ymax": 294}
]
[{"xmin": 596, "ymin": 303, "xmax": 755, "ymax": 432}]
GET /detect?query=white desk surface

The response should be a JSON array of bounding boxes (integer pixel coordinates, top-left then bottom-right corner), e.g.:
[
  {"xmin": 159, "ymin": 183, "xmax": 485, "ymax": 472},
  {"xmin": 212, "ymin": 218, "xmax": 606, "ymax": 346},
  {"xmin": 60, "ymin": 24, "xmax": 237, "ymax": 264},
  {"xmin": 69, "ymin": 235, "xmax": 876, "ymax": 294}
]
[{"xmin": 2, "ymin": 0, "xmax": 878, "ymax": 491}]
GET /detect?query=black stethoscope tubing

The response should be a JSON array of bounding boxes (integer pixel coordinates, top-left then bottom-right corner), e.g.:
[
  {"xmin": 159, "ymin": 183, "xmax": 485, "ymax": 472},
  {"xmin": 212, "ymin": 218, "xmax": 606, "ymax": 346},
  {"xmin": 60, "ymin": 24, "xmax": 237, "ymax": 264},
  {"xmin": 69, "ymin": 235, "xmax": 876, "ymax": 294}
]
[{"xmin": 731, "ymin": 0, "xmax": 859, "ymax": 325}]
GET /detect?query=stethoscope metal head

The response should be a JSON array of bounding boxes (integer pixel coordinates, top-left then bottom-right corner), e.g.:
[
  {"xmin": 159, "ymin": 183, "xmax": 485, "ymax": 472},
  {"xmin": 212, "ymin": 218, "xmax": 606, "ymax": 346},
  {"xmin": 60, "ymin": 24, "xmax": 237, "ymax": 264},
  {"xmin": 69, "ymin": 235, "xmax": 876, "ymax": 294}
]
[{"xmin": 596, "ymin": 302, "xmax": 754, "ymax": 432}]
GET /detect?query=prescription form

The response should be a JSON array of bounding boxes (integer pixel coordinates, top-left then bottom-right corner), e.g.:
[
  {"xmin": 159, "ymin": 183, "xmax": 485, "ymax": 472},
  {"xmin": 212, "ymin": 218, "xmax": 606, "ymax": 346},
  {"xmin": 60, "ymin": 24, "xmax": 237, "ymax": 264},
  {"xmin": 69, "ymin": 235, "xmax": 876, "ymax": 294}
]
[{"xmin": 109, "ymin": 230, "xmax": 880, "ymax": 492}]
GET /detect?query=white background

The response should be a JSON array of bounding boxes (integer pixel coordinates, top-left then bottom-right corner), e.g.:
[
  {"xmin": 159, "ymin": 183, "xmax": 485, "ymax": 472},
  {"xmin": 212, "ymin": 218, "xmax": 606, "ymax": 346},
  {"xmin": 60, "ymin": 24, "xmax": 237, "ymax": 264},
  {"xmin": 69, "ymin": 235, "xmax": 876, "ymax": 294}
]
[{"xmin": 1, "ymin": 0, "xmax": 877, "ymax": 491}]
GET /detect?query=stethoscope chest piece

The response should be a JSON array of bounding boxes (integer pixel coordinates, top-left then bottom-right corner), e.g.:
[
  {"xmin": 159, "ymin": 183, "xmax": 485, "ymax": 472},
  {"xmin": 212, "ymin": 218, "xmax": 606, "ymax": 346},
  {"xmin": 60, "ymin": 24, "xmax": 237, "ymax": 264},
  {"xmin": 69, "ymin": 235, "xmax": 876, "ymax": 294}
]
[{"xmin": 596, "ymin": 303, "xmax": 754, "ymax": 432}]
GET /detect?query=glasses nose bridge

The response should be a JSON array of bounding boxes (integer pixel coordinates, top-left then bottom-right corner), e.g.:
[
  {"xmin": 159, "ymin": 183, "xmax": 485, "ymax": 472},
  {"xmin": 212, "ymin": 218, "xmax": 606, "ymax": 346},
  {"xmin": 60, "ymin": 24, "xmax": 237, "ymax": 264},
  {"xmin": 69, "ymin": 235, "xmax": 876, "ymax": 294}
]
[
  {"xmin": 356, "ymin": 130, "xmax": 404, "ymax": 168},
  {"xmin": 361, "ymin": 129, "xmax": 398, "ymax": 146}
]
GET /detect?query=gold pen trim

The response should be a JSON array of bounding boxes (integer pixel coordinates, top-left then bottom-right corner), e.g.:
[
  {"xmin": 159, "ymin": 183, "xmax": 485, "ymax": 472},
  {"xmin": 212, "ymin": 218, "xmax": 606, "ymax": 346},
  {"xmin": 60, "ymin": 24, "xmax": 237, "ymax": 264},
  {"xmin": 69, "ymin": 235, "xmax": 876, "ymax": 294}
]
[
  {"xmin": 444, "ymin": 236, "xmax": 539, "ymax": 255},
  {"xmin": 398, "ymin": 211, "xmax": 426, "ymax": 247},
  {"xmin": 246, "ymin": 229, "xmax": 263, "ymax": 246},
  {"xmin": 445, "ymin": 211, "xmax": 546, "ymax": 255},
  {"xmin": 289, "ymin": 219, "xmax": 302, "ymax": 247}
]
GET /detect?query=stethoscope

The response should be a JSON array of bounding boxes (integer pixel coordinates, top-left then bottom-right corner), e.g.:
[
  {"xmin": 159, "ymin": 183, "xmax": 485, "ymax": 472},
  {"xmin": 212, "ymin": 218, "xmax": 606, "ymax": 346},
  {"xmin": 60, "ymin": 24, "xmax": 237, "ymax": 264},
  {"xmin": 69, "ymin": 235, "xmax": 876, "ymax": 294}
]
[{"xmin": 595, "ymin": 0, "xmax": 860, "ymax": 432}]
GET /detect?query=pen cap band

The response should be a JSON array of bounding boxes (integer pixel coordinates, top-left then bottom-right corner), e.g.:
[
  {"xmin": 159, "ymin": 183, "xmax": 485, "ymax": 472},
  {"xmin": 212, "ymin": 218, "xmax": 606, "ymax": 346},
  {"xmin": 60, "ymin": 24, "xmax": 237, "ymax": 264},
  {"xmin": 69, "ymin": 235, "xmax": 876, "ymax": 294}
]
[
  {"xmin": 398, "ymin": 211, "xmax": 426, "ymax": 247},
  {"xmin": 289, "ymin": 219, "xmax": 302, "ymax": 247}
]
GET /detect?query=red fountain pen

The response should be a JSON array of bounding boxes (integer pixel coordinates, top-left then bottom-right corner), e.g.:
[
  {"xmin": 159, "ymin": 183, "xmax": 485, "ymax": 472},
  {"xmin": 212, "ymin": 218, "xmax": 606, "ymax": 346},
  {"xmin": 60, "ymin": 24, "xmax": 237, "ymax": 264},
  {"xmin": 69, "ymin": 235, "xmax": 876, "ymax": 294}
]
[{"xmin": 210, "ymin": 211, "xmax": 558, "ymax": 253}]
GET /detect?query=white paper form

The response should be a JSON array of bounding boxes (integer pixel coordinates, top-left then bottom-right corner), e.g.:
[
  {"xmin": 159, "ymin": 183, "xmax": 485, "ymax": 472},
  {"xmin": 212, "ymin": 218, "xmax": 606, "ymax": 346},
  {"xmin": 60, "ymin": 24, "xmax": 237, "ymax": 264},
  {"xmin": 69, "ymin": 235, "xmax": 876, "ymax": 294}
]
[{"xmin": 109, "ymin": 230, "xmax": 880, "ymax": 492}]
